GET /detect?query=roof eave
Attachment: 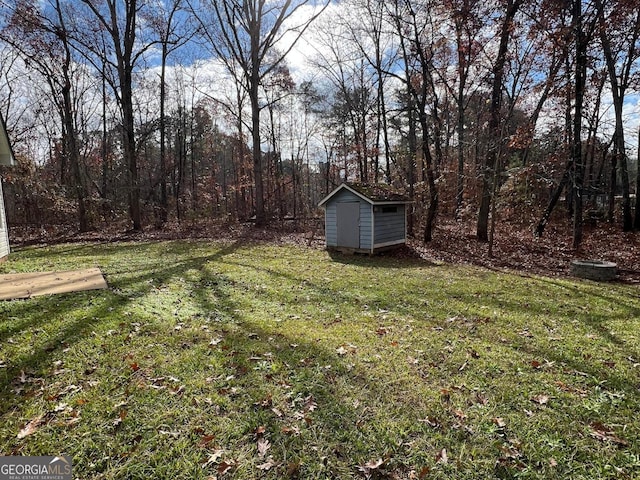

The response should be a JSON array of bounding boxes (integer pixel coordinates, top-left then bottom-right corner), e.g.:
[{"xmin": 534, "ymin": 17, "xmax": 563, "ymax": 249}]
[
  {"xmin": 318, "ymin": 183, "xmax": 411, "ymax": 207},
  {"xmin": 318, "ymin": 183, "xmax": 373, "ymax": 207}
]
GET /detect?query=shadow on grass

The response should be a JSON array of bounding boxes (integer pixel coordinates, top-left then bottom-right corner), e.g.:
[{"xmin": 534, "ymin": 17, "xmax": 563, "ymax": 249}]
[
  {"xmin": 1, "ymin": 239, "xmax": 639, "ymax": 478},
  {"xmin": 327, "ymin": 247, "xmax": 439, "ymax": 269},
  {"xmin": 1, "ymin": 240, "xmax": 418, "ymax": 477}
]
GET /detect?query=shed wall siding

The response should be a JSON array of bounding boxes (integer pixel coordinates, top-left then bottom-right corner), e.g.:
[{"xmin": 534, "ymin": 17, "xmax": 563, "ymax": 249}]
[
  {"xmin": 325, "ymin": 205, "xmax": 337, "ymax": 246},
  {"xmin": 359, "ymin": 202, "xmax": 372, "ymax": 250},
  {"xmin": 0, "ymin": 181, "xmax": 9, "ymax": 259},
  {"xmin": 324, "ymin": 189, "xmax": 373, "ymax": 249},
  {"xmin": 373, "ymin": 205, "xmax": 406, "ymax": 246}
]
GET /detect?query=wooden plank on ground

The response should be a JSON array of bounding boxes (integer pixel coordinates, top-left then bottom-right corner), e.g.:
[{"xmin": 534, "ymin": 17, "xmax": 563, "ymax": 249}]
[{"xmin": 0, "ymin": 268, "xmax": 108, "ymax": 300}]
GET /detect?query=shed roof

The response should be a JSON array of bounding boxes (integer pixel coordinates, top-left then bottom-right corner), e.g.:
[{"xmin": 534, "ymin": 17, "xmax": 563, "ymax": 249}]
[
  {"xmin": 0, "ymin": 112, "xmax": 15, "ymax": 167},
  {"xmin": 318, "ymin": 182, "xmax": 411, "ymax": 207}
]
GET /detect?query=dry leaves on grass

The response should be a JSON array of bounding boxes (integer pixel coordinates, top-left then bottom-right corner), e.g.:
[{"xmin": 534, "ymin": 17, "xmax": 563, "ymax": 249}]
[
  {"xmin": 256, "ymin": 457, "xmax": 278, "ymax": 471},
  {"xmin": 17, "ymin": 414, "xmax": 45, "ymax": 439},
  {"xmin": 336, "ymin": 343, "xmax": 358, "ymax": 356},
  {"xmin": 435, "ymin": 448, "xmax": 448, "ymax": 464},
  {"xmin": 357, "ymin": 458, "xmax": 385, "ymax": 476},
  {"xmin": 531, "ymin": 394, "xmax": 550, "ymax": 405},
  {"xmin": 257, "ymin": 437, "xmax": 271, "ymax": 458},
  {"xmin": 589, "ymin": 422, "xmax": 629, "ymax": 446}
]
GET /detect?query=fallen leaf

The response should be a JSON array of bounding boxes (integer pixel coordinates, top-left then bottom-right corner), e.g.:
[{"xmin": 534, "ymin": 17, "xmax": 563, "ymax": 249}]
[
  {"xmin": 336, "ymin": 344, "xmax": 357, "ymax": 356},
  {"xmin": 217, "ymin": 459, "xmax": 236, "ymax": 475},
  {"xmin": 257, "ymin": 437, "xmax": 271, "ymax": 458},
  {"xmin": 493, "ymin": 417, "xmax": 506, "ymax": 428},
  {"xmin": 589, "ymin": 423, "xmax": 628, "ymax": 446},
  {"xmin": 17, "ymin": 414, "xmax": 44, "ymax": 439},
  {"xmin": 436, "ymin": 448, "xmax": 448, "ymax": 464},
  {"xmin": 256, "ymin": 456, "xmax": 278, "ymax": 471},
  {"xmin": 202, "ymin": 448, "xmax": 224, "ymax": 467},
  {"xmin": 170, "ymin": 385, "xmax": 185, "ymax": 395},
  {"xmin": 199, "ymin": 435, "xmax": 216, "ymax": 448},
  {"xmin": 358, "ymin": 458, "xmax": 384, "ymax": 474},
  {"xmin": 303, "ymin": 395, "xmax": 317, "ymax": 412},
  {"xmin": 281, "ymin": 425, "xmax": 300, "ymax": 436},
  {"xmin": 554, "ymin": 381, "xmax": 587, "ymax": 396},
  {"xmin": 453, "ymin": 409, "xmax": 467, "ymax": 420},
  {"xmin": 418, "ymin": 417, "xmax": 440, "ymax": 428},
  {"xmin": 53, "ymin": 402, "xmax": 70, "ymax": 413},
  {"xmin": 531, "ymin": 394, "xmax": 549, "ymax": 405}
]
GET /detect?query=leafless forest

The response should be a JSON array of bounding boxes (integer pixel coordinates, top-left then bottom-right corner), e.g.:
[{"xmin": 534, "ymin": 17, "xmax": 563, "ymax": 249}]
[{"xmin": 1, "ymin": 0, "xmax": 639, "ymax": 253}]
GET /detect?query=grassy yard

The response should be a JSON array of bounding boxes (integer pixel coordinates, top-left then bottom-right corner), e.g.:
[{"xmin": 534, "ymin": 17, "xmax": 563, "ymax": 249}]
[{"xmin": 0, "ymin": 239, "xmax": 639, "ymax": 479}]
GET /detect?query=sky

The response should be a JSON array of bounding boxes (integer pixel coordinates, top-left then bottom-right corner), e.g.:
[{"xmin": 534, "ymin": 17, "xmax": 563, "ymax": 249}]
[{"xmin": 1, "ymin": 0, "xmax": 640, "ymax": 161}]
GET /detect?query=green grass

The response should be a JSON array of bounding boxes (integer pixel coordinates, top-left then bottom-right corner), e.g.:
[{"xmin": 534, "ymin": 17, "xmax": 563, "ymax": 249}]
[{"xmin": 1, "ymin": 240, "xmax": 639, "ymax": 479}]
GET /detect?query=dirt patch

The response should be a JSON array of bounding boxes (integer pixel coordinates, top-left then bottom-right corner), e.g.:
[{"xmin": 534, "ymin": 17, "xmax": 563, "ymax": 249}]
[{"xmin": 0, "ymin": 268, "xmax": 108, "ymax": 300}]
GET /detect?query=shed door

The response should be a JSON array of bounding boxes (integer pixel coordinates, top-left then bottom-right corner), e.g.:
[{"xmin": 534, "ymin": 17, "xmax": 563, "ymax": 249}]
[{"xmin": 336, "ymin": 202, "xmax": 360, "ymax": 248}]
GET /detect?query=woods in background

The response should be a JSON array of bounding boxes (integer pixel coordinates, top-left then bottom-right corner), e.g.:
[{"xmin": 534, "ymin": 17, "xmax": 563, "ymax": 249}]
[{"xmin": 0, "ymin": 0, "xmax": 639, "ymax": 249}]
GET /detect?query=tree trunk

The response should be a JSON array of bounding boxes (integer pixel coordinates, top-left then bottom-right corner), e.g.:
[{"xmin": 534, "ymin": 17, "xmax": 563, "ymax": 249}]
[
  {"xmin": 595, "ymin": 0, "xmax": 633, "ymax": 231},
  {"xmin": 56, "ymin": 1, "xmax": 90, "ymax": 232},
  {"xmin": 455, "ymin": 82, "xmax": 465, "ymax": 218},
  {"xmin": 635, "ymin": 125, "xmax": 640, "ymax": 229},
  {"xmin": 420, "ymin": 113, "xmax": 438, "ymax": 242},
  {"xmin": 159, "ymin": 43, "xmax": 169, "ymax": 225},
  {"xmin": 477, "ymin": 0, "xmax": 521, "ymax": 241},
  {"xmin": 572, "ymin": 0, "xmax": 588, "ymax": 249},
  {"xmin": 406, "ymin": 96, "xmax": 417, "ymax": 237},
  {"xmin": 250, "ymin": 90, "xmax": 265, "ymax": 226}
]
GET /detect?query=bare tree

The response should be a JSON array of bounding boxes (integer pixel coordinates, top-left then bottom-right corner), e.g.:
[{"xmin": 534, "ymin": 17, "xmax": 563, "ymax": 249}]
[
  {"xmin": 1, "ymin": 0, "xmax": 91, "ymax": 231},
  {"xmin": 594, "ymin": 0, "xmax": 640, "ymax": 231},
  {"xmin": 191, "ymin": 0, "xmax": 329, "ymax": 226},
  {"xmin": 476, "ymin": 0, "xmax": 523, "ymax": 242},
  {"xmin": 385, "ymin": 0, "xmax": 442, "ymax": 242},
  {"xmin": 146, "ymin": 0, "xmax": 197, "ymax": 225},
  {"xmin": 73, "ymin": 0, "xmax": 156, "ymax": 231}
]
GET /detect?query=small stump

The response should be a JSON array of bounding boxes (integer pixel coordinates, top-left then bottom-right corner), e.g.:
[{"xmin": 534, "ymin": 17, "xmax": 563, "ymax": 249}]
[{"xmin": 570, "ymin": 260, "xmax": 617, "ymax": 281}]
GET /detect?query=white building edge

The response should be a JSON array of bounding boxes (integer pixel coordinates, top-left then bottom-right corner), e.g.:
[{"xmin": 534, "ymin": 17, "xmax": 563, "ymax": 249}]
[{"xmin": 0, "ymin": 112, "xmax": 15, "ymax": 260}]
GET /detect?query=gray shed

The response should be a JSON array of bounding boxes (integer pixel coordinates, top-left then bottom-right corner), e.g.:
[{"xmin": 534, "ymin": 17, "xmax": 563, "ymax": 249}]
[
  {"xmin": 0, "ymin": 112, "xmax": 15, "ymax": 261},
  {"xmin": 318, "ymin": 183, "xmax": 411, "ymax": 254}
]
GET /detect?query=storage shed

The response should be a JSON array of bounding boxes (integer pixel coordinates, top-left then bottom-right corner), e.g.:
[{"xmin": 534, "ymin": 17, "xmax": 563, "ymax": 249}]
[
  {"xmin": 318, "ymin": 183, "xmax": 411, "ymax": 254},
  {"xmin": 0, "ymin": 112, "xmax": 15, "ymax": 261}
]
